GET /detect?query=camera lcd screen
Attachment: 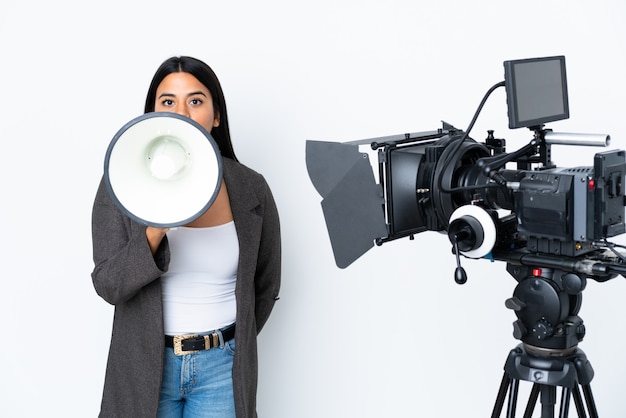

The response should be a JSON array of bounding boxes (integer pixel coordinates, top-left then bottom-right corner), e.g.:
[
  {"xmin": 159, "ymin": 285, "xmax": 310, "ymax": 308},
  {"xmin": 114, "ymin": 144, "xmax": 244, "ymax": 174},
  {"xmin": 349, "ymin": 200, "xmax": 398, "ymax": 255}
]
[{"xmin": 504, "ymin": 56, "xmax": 569, "ymax": 129}]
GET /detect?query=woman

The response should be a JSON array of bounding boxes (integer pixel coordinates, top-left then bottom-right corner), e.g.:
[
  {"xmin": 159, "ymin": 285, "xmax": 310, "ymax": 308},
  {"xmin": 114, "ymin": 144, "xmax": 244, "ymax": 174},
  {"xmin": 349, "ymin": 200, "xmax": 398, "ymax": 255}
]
[{"xmin": 91, "ymin": 56, "xmax": 281, "ymax": 418}]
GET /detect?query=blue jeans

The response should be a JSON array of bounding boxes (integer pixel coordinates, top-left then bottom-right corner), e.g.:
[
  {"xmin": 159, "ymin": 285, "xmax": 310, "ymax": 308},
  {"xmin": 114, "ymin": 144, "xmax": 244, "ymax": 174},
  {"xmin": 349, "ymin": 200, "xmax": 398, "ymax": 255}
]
[{"xmin": 157, "ymin": 334, "xmax": 236, "ymax": 418}]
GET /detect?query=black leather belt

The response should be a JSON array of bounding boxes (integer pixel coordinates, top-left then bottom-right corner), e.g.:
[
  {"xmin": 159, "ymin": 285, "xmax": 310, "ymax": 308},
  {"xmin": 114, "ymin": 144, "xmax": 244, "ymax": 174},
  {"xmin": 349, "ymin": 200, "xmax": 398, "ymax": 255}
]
[{"xmin": 165, "ymin": 324, "xmax": 235, "ymax": 356}]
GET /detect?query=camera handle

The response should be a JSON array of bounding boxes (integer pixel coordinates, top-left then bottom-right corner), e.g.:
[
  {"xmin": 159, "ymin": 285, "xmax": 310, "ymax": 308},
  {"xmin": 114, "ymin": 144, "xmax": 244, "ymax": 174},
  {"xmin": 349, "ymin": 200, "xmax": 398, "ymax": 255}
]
[
  {"xmin": 451, "ymin": 239, "xmax": 468, "ymax": 284},
  {"xmin": 477, "ymin": 137, "xmax": 541, "ymax": 184}
]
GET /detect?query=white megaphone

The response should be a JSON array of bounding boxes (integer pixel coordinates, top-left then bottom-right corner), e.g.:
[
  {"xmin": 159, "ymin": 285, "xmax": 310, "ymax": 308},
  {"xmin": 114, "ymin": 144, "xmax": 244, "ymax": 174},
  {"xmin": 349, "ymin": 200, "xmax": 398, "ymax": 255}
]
[{"xmin": 104, "ymin": 112, "xmax": 223, "ymax": 227}]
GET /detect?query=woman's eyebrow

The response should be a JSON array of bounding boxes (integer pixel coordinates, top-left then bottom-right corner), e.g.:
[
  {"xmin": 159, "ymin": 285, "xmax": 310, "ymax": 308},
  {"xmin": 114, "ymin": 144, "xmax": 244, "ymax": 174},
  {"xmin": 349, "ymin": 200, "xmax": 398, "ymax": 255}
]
[
  {"xmin": 187, "ymin": 91, "xmax": 208, "ymax": 98},
  {"xmin": 158, "ymin": 91, "xmax": 208, "ymax": 99}
]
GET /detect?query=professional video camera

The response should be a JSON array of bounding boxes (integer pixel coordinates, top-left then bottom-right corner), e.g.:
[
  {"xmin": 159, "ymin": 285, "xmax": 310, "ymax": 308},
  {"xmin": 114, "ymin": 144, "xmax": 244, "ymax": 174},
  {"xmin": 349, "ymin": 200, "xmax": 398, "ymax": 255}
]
[{"xmin": 306, "ymin": 56, "xmax": 626, "ymax": 416}]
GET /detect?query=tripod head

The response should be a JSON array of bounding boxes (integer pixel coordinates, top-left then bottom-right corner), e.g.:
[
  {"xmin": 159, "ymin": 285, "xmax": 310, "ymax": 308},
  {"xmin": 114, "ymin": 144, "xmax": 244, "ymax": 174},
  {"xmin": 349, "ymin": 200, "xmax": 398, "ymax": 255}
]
[
  {"xmin": 504, "ymin": 263, "xmax": 587, "ymax": 352},
  {"xmin": 482, "ymin": 244, "xmax": 626, "ymax": 355}
]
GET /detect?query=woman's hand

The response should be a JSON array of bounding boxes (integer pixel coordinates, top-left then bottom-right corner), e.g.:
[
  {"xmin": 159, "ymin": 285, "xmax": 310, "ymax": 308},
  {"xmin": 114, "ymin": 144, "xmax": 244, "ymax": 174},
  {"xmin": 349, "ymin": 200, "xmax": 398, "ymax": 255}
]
[{"xmin": 146, "ymin": 226, "xmax": 169, "ymax": 255}]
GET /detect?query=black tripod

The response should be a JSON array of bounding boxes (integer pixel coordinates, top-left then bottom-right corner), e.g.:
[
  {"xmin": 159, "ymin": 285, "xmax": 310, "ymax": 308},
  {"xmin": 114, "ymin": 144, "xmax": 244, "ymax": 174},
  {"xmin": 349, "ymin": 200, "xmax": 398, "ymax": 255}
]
[
  {"xmin": 490, "ymin": 263, "xmax": 601, "ymax": 417},
  {"xmin": 491, "ymin": 344, "xmax": 598, "ymax": 418}
]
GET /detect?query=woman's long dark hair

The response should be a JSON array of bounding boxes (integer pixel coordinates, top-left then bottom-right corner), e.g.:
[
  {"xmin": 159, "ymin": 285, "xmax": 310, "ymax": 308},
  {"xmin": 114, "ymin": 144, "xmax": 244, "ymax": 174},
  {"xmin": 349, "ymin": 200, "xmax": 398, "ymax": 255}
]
[{"xmin": 144, "ymin": 56, "xmax": 238, "ymax": 161}]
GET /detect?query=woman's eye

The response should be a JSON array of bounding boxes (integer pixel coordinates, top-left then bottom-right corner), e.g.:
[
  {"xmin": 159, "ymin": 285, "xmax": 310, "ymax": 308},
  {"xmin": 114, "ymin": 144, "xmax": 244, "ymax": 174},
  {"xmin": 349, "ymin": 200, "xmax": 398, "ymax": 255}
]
[
  {"xmin": 190, "ymin": 98, "xmax": 203, "ymax": 105},
  {"xmin": 161, "ymin": 99, "xmax": 174, "ymax": 106}
]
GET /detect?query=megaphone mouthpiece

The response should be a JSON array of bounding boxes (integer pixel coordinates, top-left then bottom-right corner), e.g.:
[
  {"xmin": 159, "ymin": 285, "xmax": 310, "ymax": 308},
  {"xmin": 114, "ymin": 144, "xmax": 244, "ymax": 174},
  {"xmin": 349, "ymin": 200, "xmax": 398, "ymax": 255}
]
[{"xmin": 146, "ymin": 136, "xmax": 190, "ymax": 180}]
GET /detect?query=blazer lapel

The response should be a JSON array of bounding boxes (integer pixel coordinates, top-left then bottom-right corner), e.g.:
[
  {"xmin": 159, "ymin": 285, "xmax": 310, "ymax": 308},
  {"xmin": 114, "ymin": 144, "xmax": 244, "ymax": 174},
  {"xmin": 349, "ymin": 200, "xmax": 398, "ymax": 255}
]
[{"xmin": 222, "ymin": 158, "xmax": 262, "ymax": 284}]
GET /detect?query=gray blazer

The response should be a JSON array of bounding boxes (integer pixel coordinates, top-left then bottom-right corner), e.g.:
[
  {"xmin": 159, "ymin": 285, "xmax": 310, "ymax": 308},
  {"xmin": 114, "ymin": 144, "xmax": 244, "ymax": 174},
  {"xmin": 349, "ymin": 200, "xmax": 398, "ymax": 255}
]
[{"xmin": 91, "ymin": 157, "xmax": 281, "ymax": 417}]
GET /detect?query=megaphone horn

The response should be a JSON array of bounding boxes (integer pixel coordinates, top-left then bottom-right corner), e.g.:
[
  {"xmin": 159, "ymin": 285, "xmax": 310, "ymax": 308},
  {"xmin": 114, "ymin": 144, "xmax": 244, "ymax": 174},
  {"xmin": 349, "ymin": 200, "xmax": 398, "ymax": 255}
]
[{"xmin": 104, "ymin": 112, "xmax": 223, "ymax": 228}]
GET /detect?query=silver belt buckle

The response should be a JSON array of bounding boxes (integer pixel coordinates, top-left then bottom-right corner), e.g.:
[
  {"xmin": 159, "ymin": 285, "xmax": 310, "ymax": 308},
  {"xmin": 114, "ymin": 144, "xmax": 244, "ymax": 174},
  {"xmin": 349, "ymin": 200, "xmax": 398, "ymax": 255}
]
[{"xmin": 173, "ymin": 334, "xmax": 199, "ymax": 356}]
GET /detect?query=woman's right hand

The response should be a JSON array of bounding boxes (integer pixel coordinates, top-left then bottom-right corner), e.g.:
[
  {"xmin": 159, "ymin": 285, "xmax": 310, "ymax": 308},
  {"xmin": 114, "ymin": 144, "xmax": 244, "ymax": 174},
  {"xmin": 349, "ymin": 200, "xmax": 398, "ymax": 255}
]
[{"xmin": 146, "ymin": 226, "xmax": 169, "ymax": 255}]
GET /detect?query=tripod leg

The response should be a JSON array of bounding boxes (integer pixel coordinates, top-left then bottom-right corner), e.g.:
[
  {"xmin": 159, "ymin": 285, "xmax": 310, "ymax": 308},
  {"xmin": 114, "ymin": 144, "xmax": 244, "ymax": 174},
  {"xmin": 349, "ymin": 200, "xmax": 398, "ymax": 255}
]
[
  {"xmin": 492, "ymin": 373, "xmax": 511, "ymax": 418},
  {"xmin": 571, "ymin": 386, "xmax": 588, "ymax": 418},
  {"xmin": 522, "ymin": 384, "xmax": 539, "ymax": 418},
  {"xmin": 581, "ymin": 385, "xmax": 599, "ymax": 418},
  {"xmin": 559, "ymin": 387, "xmax": 571, "ymax": 418},
  {"xmin": 507, "ymin": 378, "xmax": 520, "ymax": 418}
]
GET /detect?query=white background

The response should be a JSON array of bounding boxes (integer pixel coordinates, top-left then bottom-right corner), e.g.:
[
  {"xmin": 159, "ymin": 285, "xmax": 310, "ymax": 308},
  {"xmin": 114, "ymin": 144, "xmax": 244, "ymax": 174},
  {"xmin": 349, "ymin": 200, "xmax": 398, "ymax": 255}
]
[{"xmin": 1, "ymin": 0, "xmax": 626, "ymax": 416}]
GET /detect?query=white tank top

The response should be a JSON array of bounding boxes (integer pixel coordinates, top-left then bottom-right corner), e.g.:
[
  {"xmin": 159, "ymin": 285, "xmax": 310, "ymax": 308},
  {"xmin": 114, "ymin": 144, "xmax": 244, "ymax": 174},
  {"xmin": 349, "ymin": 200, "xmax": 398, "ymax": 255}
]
[{"xmin": 161, "ymin": 221, "xmax": 239, "ymax": 335}]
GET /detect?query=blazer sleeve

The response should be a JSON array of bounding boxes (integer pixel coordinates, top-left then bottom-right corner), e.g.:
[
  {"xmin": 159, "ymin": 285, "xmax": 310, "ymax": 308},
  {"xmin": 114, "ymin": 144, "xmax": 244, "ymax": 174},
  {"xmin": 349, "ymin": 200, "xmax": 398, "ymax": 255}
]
[
  {"xmin": 253, "ymin": 178, "xmax": 282, "ymax": 333},
  {"xmin": 91, "ymin": 177, "xmax": 169, "ymax": 305}
]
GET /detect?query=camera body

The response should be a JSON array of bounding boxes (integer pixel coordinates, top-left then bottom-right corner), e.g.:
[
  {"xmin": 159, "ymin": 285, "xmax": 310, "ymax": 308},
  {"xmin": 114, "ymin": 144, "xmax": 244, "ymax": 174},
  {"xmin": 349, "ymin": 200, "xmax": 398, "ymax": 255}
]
[{"xmin": 378, "ymin": 127, "xmax": 626, "ymax": 259}]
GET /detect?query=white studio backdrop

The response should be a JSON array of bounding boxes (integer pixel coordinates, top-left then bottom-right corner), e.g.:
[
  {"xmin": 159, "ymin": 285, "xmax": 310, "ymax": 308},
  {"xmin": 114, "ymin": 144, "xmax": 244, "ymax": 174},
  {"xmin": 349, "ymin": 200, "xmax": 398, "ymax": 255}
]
[{"xmin": 1, "ymin": 0, "xmax": 625, "ymax": 416}]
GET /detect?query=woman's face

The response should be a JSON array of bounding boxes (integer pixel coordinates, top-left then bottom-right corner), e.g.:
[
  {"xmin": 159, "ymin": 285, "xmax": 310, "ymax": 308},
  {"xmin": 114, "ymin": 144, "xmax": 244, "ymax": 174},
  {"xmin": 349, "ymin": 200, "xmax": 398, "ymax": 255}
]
[{"xmin": 154, "ymin": 72, "xmax": 220, "ymax": 132}]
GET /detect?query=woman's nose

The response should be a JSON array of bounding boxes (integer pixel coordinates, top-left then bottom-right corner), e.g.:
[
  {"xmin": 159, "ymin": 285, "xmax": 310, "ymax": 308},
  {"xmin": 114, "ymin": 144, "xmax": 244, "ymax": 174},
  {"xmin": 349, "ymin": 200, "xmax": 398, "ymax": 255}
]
[{"xmin": 175, "ymin": 104, "xmax": 189, "ymax": 118}]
